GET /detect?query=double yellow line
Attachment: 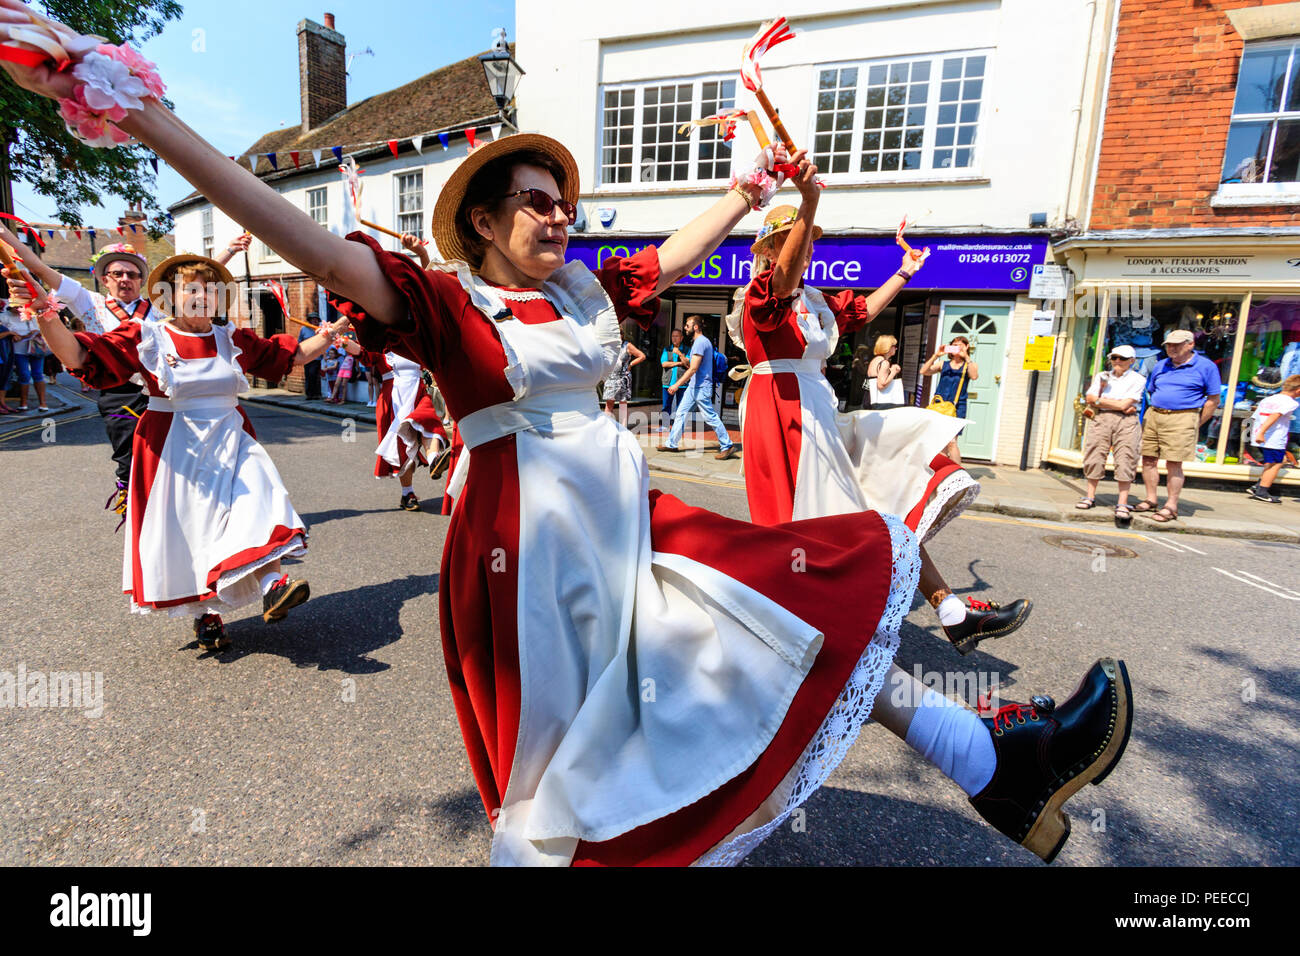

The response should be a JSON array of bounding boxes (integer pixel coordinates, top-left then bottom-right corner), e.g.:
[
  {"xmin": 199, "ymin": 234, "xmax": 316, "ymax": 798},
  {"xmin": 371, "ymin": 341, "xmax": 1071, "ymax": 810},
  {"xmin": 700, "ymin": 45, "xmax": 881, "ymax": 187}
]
[{"xmin": 0, "ymin": 411, "xmax": 98, "ymax": 443}]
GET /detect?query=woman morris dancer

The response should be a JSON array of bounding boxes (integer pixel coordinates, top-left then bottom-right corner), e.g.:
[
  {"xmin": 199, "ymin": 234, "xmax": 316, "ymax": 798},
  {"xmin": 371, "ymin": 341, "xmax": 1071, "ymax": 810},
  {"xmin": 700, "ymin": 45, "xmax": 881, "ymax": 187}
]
[
  {"xmin": 0, "ymin": 10, "xmax": 1132, "ymax": 863},
  {"xmin": 5, "ymin": 249, "xmax": 343, "ymax": 652},
  {"xmin": 729, "ymin": 179, "xmax": 1032, "ymax": 655},
  {"xmin": 350, "ymin": 336, "xmax": 451, "ymax": 512}
]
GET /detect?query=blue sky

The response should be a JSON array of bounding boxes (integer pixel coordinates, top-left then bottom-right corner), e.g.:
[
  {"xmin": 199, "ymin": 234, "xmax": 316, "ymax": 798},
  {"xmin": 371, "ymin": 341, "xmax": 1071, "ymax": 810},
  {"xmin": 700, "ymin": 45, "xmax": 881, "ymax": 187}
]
[{"xmin": 12, "ymin": 0, "xmax": 515, "ymax": 227}]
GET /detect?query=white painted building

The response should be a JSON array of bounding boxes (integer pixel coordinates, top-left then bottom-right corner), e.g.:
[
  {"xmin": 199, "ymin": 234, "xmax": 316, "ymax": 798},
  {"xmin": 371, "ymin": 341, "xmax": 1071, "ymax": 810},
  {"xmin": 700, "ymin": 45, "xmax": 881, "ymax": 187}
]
[{"xmin": 517, "ymin": 0, "xmax": 1116, "ymax": 465}]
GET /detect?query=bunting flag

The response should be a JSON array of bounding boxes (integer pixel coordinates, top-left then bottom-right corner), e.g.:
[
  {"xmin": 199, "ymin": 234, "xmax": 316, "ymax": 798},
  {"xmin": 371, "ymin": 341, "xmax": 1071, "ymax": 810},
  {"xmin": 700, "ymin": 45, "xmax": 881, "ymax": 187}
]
[
  {"xmin": 74, "ymin": 230, "xmax": 82, "ymax": 240},
  {"xmin": 149, "ymin": 155, "xmax": 159, "ymax": 174},
  {"xmin": 47, "ymin": 230, "xmax": 55, "ymax": 240},
  {"xmin": 464, "ymin": 128, "xmax": 478, "ymax": 150},
  {"xmin": 312, "ymin": 149, "xmax": 322, "ymax": 168},
  {"xmin": 411, "ymin": 135, "xmax": 424, "ymax": 155},
  {"xmin": 248, "ymin": 156, "xmax": 258, "ymax": 173},
  {"xmin": 267, "ymin": 153, "xmax": 279, "ymax": 171},
  {"xmin": 331, "ymin": 146, "xmax": 343, "ymax": 163},
  {"xmin": 115, "ymin": 227, "xmax": 123, "ymax": 235},
  {"xmin": 491, "ymin": 123, "xmax": 502, "ymax": 141},
  {"xmin": 438, "ymin": 132, "xmax": 449, "ymax": 150},
  {"xmin": 387, "ymin": 139, "xmax": 399, "ymax": 158},
  {"xmin": 228, "ymin": 155, "xmax": 236, "ymax": 162},
  {"xmin": 290, "ymin": 151, "xmax": 301, "ymax": 169}
]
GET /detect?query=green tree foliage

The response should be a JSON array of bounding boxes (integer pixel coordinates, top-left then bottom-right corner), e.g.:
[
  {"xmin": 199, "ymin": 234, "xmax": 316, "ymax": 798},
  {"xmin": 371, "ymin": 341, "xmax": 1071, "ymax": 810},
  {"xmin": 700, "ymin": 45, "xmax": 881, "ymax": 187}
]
[{"xmin": 1, "ymin": 0, "xmax": 183, "ymax": 234}]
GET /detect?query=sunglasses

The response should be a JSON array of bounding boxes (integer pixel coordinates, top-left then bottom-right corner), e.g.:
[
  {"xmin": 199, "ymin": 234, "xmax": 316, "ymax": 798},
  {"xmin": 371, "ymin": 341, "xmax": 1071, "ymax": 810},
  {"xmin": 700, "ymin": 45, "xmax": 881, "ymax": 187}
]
[
  {"xmin": 105, "ymin": 271, "xmax": 141, "ymax": 280},
  {"xmin": 503, "ymin": 188, "xmax": 577, "ymax": 223}
]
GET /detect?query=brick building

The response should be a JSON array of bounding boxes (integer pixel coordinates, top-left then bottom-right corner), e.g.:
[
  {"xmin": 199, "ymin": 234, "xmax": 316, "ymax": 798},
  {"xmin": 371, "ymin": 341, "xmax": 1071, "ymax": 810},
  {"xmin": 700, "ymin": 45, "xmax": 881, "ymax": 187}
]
[
  {"xmin": 169, "ymin": 12, "xmax": 506, "ymax": 394},
  {"xmin": 1046, "ymin": 0, "xmax": 1300, "ymax": 485}
]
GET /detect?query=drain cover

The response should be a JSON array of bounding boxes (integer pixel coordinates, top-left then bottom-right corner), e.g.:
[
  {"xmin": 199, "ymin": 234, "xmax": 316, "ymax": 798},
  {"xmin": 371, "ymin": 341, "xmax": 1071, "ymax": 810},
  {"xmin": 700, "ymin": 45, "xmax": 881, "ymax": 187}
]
[{"xmin": 1041, "ymin": 534, "xmax": 1137, "ymax": 559}]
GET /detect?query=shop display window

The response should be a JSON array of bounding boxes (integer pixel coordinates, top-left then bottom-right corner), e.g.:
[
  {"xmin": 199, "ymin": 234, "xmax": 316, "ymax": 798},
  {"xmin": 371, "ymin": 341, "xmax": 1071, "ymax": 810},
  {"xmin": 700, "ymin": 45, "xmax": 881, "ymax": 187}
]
[{"xmin": 1228, "ymin": 297, "xmax": 1300, "ymax": 463}]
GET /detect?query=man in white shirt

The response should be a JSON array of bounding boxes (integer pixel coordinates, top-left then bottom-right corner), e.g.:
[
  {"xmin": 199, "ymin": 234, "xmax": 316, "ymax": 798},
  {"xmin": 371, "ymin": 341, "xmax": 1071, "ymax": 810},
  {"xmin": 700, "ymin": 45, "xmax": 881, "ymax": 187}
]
[{"xmin": 1078, "ymin": 344, "xmax": 1147, "ymax": 524}]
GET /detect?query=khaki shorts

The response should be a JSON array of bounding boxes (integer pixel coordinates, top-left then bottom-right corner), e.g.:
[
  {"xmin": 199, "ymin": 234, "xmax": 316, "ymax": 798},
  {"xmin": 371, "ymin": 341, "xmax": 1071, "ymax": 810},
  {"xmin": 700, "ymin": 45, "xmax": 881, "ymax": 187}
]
[
  {"xmin": 1140, "ymin": 408, "xmax": 1199, "ymax": 462},
  {"xmin": 1083, "ymin": 411, "xmax": 1141, "ymax": 481}
]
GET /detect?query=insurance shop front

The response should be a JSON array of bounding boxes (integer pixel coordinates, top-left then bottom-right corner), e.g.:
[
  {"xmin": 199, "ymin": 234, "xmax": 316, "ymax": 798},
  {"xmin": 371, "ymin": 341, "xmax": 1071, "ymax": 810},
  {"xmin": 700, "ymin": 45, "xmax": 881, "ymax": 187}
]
[
  {"xmin": 567, "ymin": 232, "xmax": 1050, "ymax": 463},
  {"xmin": 1048, "ymin": 234, "xmax": 1300, "ymax": 485}
]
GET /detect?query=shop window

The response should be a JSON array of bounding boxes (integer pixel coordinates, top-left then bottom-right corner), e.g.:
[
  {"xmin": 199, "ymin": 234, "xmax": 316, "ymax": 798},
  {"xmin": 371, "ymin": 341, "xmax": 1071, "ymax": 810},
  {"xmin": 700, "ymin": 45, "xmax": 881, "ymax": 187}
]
[
  {"xmin": 1058, "ymin": 315, "xmax": 1104, "ymax": 453},
  {"xmin": 1107, "ymin": 297, "xmax": 1242, "ymax": 463},
  {"xmin": 1219, "ymin": 39, "xmax": 1300, "ymax": 193},
  {"xmin": 307, "ymin": 187, "xmax": 328, "ymax": 228},
  {"xmin": 1230, "ymin": 297, "xmax": 1300, "ymax": 463},
  {"xmin": 598, "ymin": 76, "xmax": 737, "ymax": 188},
  {"xmin": 812, "ymin": 50, "xmax": 988, "ymax": 181}
]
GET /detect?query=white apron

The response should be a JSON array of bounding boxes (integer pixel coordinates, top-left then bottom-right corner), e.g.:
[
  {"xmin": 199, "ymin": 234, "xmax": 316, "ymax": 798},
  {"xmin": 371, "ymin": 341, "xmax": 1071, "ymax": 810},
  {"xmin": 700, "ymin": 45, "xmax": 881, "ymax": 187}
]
[
  {"xmin": 128, "ymin": 323, "xmax": 307, "ymax": 616},
  {"xmin": 443, "ymin": 262, "xmax": 915, "ymax": 866},
  {"xmin": 376, "ymin": 352, "xmax": 435, "ymax": 468},
  {"xmin": 740, "ymin": 286, "xmax": 977, "ymax": 542}
]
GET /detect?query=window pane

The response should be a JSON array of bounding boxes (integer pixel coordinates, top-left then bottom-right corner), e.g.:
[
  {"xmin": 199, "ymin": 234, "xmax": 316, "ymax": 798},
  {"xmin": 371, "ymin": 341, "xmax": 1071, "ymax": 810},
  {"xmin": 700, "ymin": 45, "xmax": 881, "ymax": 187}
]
[
  {"xmin": 939, "ymin": 104, "xmax": 957, "ymax": 124},
  {"xmin": 841, "ymin": 67, "xmax": 857, "ymax": 86},
  {"xmin": 1290, "ymin": 50, "xmax": 1300, "ymax": 111},
  {"xmin": 955, "ymin": 148, "xmax": 972, "ymax": 167},
  {"xmin": 868, "ymin": 65, "xmax": 887, "ymax": 85},
  {"xmin": 883, "ymin": 130, "xmax": 902, "ymax": 150},
  {"xmin": 935, "ymin": 126, "xmax": 955, "ymax": 147},
  {"xmin": 957, "ymin": 124, "xmax": 976, "ymax": 146},
  {"xmin": 941, "ymin": 80, "xmax": 960, "ymax": 102},
  {"xmin": 1268, "ymin": 118, "xmax": 1300, "ymax": 183},
  {"xmin": 966, "ymin": 56, "xmax": 985, "ymax": 76},
  {"xmin": 862, "ymin": 153, "xmax": 880, "ymax": 172},
  {"xmin": 1233, "ymin": 46, "xmax": 1289, "ymax": 114},
  {"xmin": 934, "ymin": 149, "xmax": 953, "ymax": 168},
  {"xmin": 882, "ymin": 153, "xmax": 899, "ymax": 171},
  {"xmin": 816, "ymin": 112, "xmax": 833, "ymax": 133},
  {"xmin": 1220, "ymin": 120, "xmax": 1272, "ymax": 182},
  {"xmin": 913, "ymin": 61, "xmax": 930, "ymax": 82},
  {"xmin": 832, "ymin": 155, "xmax": 849, "ymax": 173},
  {"xmin": 889, "ymin": 63, "xmax": 907, "ymax": 83},
  {"xmin": 902, "ymin": 150, "xmax": 922, "ymax": 170},
  {"xmin": 961, "ymin": 102, "xmax": 980, "ymax": 123},
  {"xmin": 942, "ymin": 57, "xmax": 962, "ymax": 79},
  {"xmin": 886, "ymin": 107, "xmax": 904, "ymax": 127},
  {"xmin": 819, "ymin": 69, "xmax": 836, "ymax": 90},
  {"xmin": 863, "ymin": 131, "xmax": 881, "ymax": 151}
]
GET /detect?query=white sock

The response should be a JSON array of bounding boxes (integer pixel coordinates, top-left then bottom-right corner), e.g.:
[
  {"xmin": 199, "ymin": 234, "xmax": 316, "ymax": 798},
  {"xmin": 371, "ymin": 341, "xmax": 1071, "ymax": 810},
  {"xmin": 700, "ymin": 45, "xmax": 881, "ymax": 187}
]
[
  {"xmin": 936, "ymin": 595, "xmax": 967, "ymax": 626},
  {"xmin": 401, "ymin": 484, "xmax": 414, "ymax": 495},
  {"xmin": 259, "ymin": 571, "xmax": 281, "ymax": 595},
  {"xmin": 904, "ymin": 686, "xmax": 997, "ymax": 796}
]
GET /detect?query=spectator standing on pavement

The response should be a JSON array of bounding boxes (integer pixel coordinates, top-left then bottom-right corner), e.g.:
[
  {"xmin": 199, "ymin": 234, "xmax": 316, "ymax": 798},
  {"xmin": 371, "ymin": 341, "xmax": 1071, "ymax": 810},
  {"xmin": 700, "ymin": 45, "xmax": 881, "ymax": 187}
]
[
  {"xmin": 1076, "ymin": 345, "xmax": 1147, "ymax": 525},
  {"xmin": 921, "ymin": 336, "xmax": 977, "ymax": 466},
  {"xmin": 299, "ymin": 312, "xmax": 323, "ymax": 398},
  {"xmin": 1134, "ymin": 328, "xmax": 1222, "ymax": 523},
  {"xmin": 326, "ymin": 337, "xmax": 355, "ymax": 404},
  {"xmin": 602, "ymin": 335, "xmax": 646, "ymax": 429},
  {"xmin": 659, "ymin": 314, "xmax": 735, "ymax": 459},
  {"xmin": 1248, "ymin": 373, "xmax": 1300, "ymax": 502},
  {"xmin": 660, "ymin": 327, "xmax": 687, "ymax": 421},
  {"xmin": 2, "ymin": 297, "xmax": 49, "ymax": 411},
  {"xmin": 864, "ymin": 335, "xmax": 904, "ymax": 410}
]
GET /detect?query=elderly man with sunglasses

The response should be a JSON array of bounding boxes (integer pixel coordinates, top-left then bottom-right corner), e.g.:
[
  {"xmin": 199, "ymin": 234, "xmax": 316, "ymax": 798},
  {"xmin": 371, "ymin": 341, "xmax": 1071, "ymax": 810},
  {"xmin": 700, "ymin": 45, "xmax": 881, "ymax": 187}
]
[{"xmin": 0, "ymin": 224, "xmax": 248, "ymax": 524}]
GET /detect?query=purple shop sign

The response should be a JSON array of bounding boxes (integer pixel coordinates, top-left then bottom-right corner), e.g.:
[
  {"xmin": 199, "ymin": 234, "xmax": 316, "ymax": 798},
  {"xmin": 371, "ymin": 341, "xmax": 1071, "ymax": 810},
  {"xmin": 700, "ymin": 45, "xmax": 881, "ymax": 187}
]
[{"xmin": 566, "ymin": 234, "xmax": 1049, "ymax": 291}]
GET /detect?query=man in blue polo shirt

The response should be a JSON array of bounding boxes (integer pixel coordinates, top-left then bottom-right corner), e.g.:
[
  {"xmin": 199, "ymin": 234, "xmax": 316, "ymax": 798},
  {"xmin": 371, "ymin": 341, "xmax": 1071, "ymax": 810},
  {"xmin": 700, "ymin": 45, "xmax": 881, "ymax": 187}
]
[
  {"xmin": 658, "ymin": 315, "xmax": 735, "ymax": 460},
  {"xmin": 1135, "ymin": 328, "xmax": 1221, "ymax": 522}
]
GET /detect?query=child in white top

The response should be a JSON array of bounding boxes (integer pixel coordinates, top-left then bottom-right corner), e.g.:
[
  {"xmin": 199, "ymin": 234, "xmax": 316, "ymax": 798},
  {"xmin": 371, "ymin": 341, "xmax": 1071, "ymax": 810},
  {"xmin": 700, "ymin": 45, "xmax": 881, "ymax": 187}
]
[{"xmin": 1249, "ymin": 374, "xmax": 1300, "ymax": 502}]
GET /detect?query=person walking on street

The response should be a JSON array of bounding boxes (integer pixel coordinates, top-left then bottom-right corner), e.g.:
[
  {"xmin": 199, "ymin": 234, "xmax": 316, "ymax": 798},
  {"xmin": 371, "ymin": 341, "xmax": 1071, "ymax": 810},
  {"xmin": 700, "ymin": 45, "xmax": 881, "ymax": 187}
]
[
  {"xmin": 1076, "ymin": 345, "xmax": 1146, "ymax": 525},
  {"xmin": 1134, "ymin": 329, "xmax": 1222, "ymax": 523},
  {"xmin": 660, "ymin": 327, "xmax": 687, "ymax": 421},
  {"xmin": 659, "ymin": 314, "xmax": 735, "ymax": 459}
]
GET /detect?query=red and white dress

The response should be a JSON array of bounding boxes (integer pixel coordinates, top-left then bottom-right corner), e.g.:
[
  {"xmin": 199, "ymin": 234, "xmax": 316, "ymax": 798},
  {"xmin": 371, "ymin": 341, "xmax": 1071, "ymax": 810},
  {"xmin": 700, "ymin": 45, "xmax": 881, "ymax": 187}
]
[
  {"xmin": 337, "ymin": 234, "xmax": 920, "ymax": 867},
  {"xmin": 736, "ymin": 268, "xmax": 978, "ymax": 537},
  {"xmin": 71, "ymin": 321, "xmax": 308, "ymax": 616},
  {"xmin": 368, "ymin": 350, "xmax": 448, "ymax": 478}
]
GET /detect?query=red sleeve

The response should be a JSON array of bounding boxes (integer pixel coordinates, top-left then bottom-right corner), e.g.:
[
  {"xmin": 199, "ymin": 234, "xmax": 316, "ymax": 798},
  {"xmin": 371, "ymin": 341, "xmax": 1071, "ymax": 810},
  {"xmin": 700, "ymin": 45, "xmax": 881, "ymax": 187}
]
[
  {"xmin": 70, "ymin": 324, "xmax": 144, "ymax": 388},
  {"xmin": 596, "ymin": 246, "xmax": 662, "ymax": 329},
  {"xmin": 826, "ymin": 289, "xmax": 871, "ymax": 335},
  {"xmin": 233, "ymin": 327, "xmax": 298, "ymax": 382},
  {"xmin": 745, "ymin": 266, "xmax": 796, "ymax": 332},
  {"xmin": 328, "ymin": 232, "xmax": 455, "ymax": 370}
]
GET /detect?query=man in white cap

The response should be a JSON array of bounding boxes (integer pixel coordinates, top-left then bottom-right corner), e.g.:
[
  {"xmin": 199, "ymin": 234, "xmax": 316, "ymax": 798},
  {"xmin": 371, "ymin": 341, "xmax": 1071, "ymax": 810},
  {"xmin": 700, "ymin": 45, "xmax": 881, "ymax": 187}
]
[
  {"xmin": 1076, "ymin": 344, "xmax": 1146, "ymax": 524},
  {"xmin": 1133, "ymin": 328, "xmax": 1222, "ymax": 522}
]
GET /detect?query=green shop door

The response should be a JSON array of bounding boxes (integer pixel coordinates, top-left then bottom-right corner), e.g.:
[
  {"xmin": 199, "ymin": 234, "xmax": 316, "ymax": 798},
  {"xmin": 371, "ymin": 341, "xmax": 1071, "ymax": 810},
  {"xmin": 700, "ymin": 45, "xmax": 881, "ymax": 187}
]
[{"xmin": 939, "ymin": 301, "xmax": 1011, "ymax": 462}]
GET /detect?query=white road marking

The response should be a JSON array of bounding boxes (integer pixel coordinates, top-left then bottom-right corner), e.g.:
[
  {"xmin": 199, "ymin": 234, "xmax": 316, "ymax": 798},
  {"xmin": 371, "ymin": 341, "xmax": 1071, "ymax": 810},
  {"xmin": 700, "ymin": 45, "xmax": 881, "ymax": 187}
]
[
  {"xmin": 1212, "ymin": 567, "xmax": 1300, "ymax": 601},
  {"xmin": 1136, "ymin": 533, "xmax": 1205, "ymax": 555},
  {"xmin": 1233, "ymin": 570, "xmax": 1300, "ymax": 600}
]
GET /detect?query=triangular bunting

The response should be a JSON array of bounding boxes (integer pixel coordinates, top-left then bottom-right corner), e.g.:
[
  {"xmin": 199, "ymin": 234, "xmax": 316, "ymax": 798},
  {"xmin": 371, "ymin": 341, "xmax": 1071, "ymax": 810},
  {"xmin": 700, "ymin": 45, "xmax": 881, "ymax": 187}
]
[
  {"xmin": 228, "ymin": 155, "xmax": 235, "ymax": 162},
  {"xmin": 387, "ymin": 139, "xmax": 399, "ymax": 158},
  {"xmin": 464, "ymin": 128, "xmax": 478, "ymax": 150},
  {"xmin": 290, "ymin": 150, "xmax": 301, "ymax": 169},
  {"xmin": 267, "ymin": 153, "xmax": 279, "ymax": 171},
  {"xmin": 437, "ymin": 133, "xmax": 449, "ymax": 150},
  {"xmin": 411, "ymin": 135, "xmax": 424, "ymax": 154},
  {"xmin": 149, "ymin": 155, "xmax": 159, "ymax": 174},
  {"xmin": 491, "ymin": 124, "xmax": 502, "ymax": 141},
  {"xmin": 115, "ymin": 227, "xmax": 123, "ymax": 235},
  {"xmin": 331, "ymin": 146, "xmax": 343, "ymax": 162},
  {"xmin": 312, "ymin": 149, "xmax": 322, "ymax": 167},
  {"xmin": 59, "ymin": 230, "xmax": 67, "ymax": 240},
  {"xmin": 74, "ymin": 230, "xmax": 82, "ymax": 240},
  {"xmin": 248, "ymin": 156, "xmax": 258, "ymax": 173}
]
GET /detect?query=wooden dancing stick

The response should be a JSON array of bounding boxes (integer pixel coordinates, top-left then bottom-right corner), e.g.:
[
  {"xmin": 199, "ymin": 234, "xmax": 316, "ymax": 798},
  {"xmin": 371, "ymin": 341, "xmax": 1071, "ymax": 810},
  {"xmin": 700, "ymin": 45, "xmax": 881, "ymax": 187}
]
[
  {"xmin": 286, "ymin": 314, "xmax": 319, "ymax": 332},
  {"xmin": 746, "ymin": 111, "xmax": 771, "ymax": 150},
  {"xmin": 359, "ymin": 217, "xmax": 403, "ymax": 241},
  {"xmin": 0, "ymin": 238, "xmax": 43, "ymax": 302},
  {"xmin": 752, "ymin": 89, "xmax": 795, "ymax": 153}
]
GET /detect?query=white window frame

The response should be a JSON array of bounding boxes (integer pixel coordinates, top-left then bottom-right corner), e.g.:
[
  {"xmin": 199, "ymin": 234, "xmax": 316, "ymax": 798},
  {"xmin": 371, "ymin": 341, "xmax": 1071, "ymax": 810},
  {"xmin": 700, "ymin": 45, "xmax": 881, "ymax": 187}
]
[
  {"xmin": 596, "ymin": 73, "xmax": 740, "ymax": 191},
  {"xmin": 394, "ymin": 170, "xmax": 424, "ymax": 239},
  {"xmin": 1215, "ymin": 37, "xmax": 1300, "ymax": 205},
  {"xmin": 307, "ymin": 186, "xmax": 329, "ymax": 228},
  {"xmin": 807, "ymin": 48, "xmax": 993, "ymax": 185},
  {"xmin": 200, "ymin": 207, "xmax": 214, "ymax": 259}
]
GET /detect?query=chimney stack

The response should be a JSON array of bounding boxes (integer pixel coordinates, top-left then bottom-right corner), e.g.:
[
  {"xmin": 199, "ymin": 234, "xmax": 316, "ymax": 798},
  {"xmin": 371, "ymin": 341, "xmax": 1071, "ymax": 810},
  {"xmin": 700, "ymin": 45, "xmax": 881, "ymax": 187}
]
[{"xmin": 298, "ymin": 14, "xmax": 346, "ymax": 133}]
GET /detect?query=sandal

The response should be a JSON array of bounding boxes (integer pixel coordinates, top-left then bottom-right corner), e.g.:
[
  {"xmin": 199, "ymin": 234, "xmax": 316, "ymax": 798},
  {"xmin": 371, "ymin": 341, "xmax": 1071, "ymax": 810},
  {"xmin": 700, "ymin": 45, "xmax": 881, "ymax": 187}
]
[
  {"xmin": 1147, "ymin": 506, "xmax": 1178, "ymax": 523},
  {"xmin": 1114, "ymin": 504, "xmax": 1132, "ymax": 526},
  {"xmin": 1075, "ymin": 497, "xmax": 1095, "ymax": 510},
  {"xmin": 1131, "ymin": 500, "xmax": 1158, "ymax": 513}
]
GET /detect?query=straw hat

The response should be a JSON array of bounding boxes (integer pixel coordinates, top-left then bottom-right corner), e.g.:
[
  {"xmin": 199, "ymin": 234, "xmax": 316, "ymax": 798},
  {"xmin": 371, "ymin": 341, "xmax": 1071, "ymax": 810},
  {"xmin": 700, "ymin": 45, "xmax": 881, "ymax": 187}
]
[
  {"xmin": 148, "ymin": 253, "xmax": 237, "ymax": 316},
  {"xmin": 91, "ymin": 242, "xmax": 147, "ymax": 281},
  {"xmin": 432, "ymin": 133, "xmax": 580, "ymax": 266},
  {"xmin": 751, "ymin": 204, "xmax": 823, "ymax": 256},
  {"xmin": 1250, "ymin": 366, "xmax": 1282, "ymax": 391}
]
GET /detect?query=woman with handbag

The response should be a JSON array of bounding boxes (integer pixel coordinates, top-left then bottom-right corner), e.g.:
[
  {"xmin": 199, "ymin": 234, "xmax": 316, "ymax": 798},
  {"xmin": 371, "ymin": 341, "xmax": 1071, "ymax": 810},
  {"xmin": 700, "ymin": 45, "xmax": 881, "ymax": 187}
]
[
  {"xmin": 922, "ymin": 336, "xmax": 978, "ymax": 465},
  {"xmin": 865, "ymin": 335, "xmax": 905, "ymax": 410},
  {"xmin": 728, "ymin": 175, "xmax": 1031, "ymax": 656}
]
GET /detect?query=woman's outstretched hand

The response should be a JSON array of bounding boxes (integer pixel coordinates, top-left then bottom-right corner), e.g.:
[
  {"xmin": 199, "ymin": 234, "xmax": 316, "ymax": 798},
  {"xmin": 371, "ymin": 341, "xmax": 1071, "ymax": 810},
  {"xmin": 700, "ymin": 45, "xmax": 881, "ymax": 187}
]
[{"xmin": 0, "ymin": 0, "xmax": 96, "ymax": 99}]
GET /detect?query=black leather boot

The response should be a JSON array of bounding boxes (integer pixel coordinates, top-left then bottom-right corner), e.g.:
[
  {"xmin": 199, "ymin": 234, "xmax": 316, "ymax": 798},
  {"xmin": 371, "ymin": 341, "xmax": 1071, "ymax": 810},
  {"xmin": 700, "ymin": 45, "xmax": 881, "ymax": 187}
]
[
  {"xmin": 969, "ymin": 657, "xmax": 1133, "ymax": 863},
  {"xmin": 942, "ymin": 598, "xmax": 1032, "ymax": 655},
  {"xmin": 193, "ymin": 613, "xmax": 229, "ymax": 652}
]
